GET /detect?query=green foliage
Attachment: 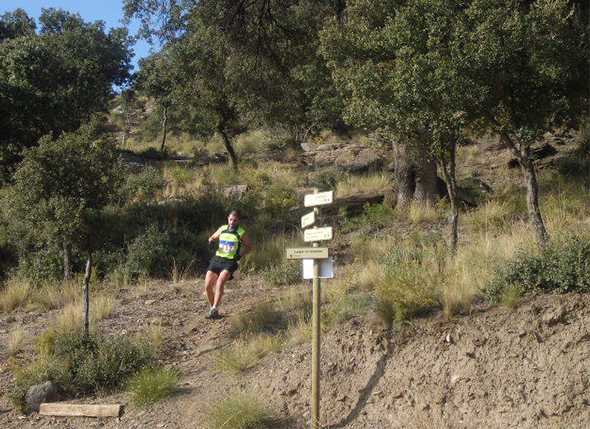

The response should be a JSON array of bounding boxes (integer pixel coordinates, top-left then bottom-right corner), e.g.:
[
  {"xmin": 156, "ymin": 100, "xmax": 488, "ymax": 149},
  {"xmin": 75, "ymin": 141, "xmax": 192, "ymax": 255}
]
[
  {"xmin": 10, "ymin": 331, "xmax": 155, "ymax": 412},
  {"xmin": 206, "ymin": 392, "xmax": 277, "ymax": 429},
  {"xmin": 342, "ymin": 203, "xmax": 394, "ymax": 233},
  {"xmin": 2, "ymin": 123, "xmax": 122, "ymax": 279},
  {"xmin": 487, "ymin": 236, "xmax": 590, "ymax": 303},
  {"xmin": 325, "ymin": 292, "xmax": 372, "ymax": 326},
  {"xmin": 124, "ymin": 226, "xmax": 169, "ymax": 278},
  {"xmin": 308, "ymin": 168, "xmax": 344, "ymax": 191},
  {"xmin": 121, "ymin": 166, "xmax": 165, "ymax": 202},
  {"xmin": 261, "ymin": 260, "xmax": 300, "ymax": 287},
  {"xmin": 376, "ymin": 245, "xmax": 443, "ymax": 326},
  {"xmin": 0, "ymin": 8, "xmax": 131, "ymax": 179},
  {"xmin": 0, "ymin": 9, "xmax": 36, "ymax": 42},
  {"xmin": 127, "ymin": 367, "xmax": 180, "ymax": 407}
]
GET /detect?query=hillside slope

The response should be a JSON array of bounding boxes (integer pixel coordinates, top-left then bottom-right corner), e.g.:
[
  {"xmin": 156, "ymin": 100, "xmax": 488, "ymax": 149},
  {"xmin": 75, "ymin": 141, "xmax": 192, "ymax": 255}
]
[{"xmin": 2, "ymin": 283, "xmax": 589, "ymax": 428}]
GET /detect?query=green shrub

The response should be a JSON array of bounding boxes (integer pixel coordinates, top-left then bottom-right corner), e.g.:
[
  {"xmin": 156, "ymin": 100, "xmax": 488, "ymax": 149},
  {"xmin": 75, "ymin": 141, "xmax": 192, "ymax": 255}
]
[
  {"xmin": 127, "ymin": 367, "xmax": 180, "ymax": 406},
  {"xmin": 261, "ymin": 260, "xmax": 300, "ymax": 287},
  {"xmin": 325, "ymin": 292, "xmax": 372, "ymax": 326},
  {"xmin": 125, "ymin": 226, "xmax": 170, "ymax": 278},
  {"xmin": 308, "ymin": 168, "xmax": 343, "ymax": 190},
  {"xmin": 342, "ymin": 203, "xmax": 394, "ymax": 233},
  {"xmin": 122, "ymin": 167, "xmax": 165, "ymax": 202},
  {"xmin": 375, "ymin": 246, "xmax": 442, "ymax": 325},
  {"xmin": 487, "ymin": 236, "xmax": 590, "ymax": 302},
  {"xmin": 10, "ymin": 331, "xmax": 155, "ymax": 412},
  {"xmin": 207, "ymin": 393, "xmax": 277, "ymax": 429}
]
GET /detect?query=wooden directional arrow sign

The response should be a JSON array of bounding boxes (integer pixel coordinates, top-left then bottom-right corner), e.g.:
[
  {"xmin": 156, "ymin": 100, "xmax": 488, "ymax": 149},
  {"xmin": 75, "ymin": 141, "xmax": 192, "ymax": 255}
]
[
  {"xmin": 286, "ymin": 247, "xmax": 329, "ymax": 260},
  {"xmin": 301, "ymin": 211, "xmax": 316, "ymax": 229},
  {"xmin": 304, "ymin": 191, "xmax": 333, "ymax": 208},
  {"xmin": 304, "ymin": 226, "xmax": 333, "ymax": 242}
]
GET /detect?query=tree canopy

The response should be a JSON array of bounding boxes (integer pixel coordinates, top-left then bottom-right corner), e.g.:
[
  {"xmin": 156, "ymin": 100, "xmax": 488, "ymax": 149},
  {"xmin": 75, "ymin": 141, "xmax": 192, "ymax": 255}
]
[{"xmin": 0, "ymin": 8, "xmax": 132, "ymax": 181}]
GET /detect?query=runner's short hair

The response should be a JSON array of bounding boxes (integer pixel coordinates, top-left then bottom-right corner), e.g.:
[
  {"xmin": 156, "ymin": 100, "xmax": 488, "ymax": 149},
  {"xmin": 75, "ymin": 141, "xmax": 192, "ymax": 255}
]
[{"xmin": 229, "ymin": 209, "xmax": 240, "ymax": 218}]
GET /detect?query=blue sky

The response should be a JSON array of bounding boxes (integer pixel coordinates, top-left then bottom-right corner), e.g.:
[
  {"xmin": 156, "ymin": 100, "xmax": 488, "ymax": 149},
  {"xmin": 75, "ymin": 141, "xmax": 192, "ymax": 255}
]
[{"xmin": 0, "ymin": 0, "xmax": 158, "ymax": 72}]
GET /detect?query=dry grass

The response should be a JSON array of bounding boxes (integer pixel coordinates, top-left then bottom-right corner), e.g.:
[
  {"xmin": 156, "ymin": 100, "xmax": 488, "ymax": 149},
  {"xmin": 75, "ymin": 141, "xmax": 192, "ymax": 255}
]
[
  {"xmin": 352, "ymin": 261, "xmax": 385, "ymax": 291},
  {"xmin": 143, "ymin": 321, "xmax": 165, "ymax": 352},
  {"xmin": 442, "ymin": 223, "xmax": 537, "ymax": 317},
  {"xmin": 7, "ymin": 327, "xmax": 27, "ymax": 356},
  {"xmin": 335, "ymin": 172, "xmax": 390, "ymax": 198},
  {"xmin": 52, "ymin": 295, "xmax": 114, "ymax": 334},
  {"xmin": 206, "ymin": 392, "xmax": 277, "ymax": 429},
  {"xmin": 28, "ymin": 279, "xmax": 80, "ymax": 311},
  {"xmin": 0, "ymin": 278, "xmax": 31, "ymax": 312},
  {"xmin": 162, "ymin": 166, "xmax": 201, "ymax": 198},
  {"xmin": 170, "ymin": 258, "xmax": 196, "ymax": 284},
  {"xmin": 216, "ymin": 334, "xmax": 283, "ymax": 375},
  {"xmin": 407, "ymin": 202, "xmax": 445, "ymax": 224},
  {"xmin": 350, "ymin": 233, "xmax": 396, "ymax": 264}
]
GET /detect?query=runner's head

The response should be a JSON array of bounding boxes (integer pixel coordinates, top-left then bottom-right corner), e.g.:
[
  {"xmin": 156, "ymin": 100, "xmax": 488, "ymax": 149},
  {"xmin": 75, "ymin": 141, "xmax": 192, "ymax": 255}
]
[{"xmin": 228, "ymin": 210, "xmax": 240, "ymax": 230}]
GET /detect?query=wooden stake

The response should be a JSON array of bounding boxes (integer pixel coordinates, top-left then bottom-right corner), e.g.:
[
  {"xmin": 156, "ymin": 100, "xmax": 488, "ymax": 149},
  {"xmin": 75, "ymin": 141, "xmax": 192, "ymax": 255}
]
[{"xmin": 83, "ymin": 256, "xmax": 92, "ymax": 337}]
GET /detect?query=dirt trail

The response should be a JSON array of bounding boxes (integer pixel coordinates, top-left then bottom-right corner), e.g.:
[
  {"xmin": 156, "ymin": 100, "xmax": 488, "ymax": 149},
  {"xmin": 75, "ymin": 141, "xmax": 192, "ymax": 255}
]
[{"xmin": 2, "ymin": 279, "xmax": 590, "ymax": 428}]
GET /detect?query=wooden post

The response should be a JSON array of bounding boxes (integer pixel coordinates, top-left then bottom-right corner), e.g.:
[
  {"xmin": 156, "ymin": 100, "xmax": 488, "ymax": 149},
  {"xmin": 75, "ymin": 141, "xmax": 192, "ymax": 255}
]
[
  {"xmin": 83, "ymin": 256, "xmax": 92, "ymax": 337},
  {"xmin": 311, "ymin": 197, "xmax": 321, "ymax": 429},
  {"xmin": 311, "ymin": 247, "xmax": 321, "ymax": 429}
]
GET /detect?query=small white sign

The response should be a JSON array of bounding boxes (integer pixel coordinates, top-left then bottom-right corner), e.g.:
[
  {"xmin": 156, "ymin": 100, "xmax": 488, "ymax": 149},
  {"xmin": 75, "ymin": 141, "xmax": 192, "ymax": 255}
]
[
  {"xmin": 303, "ymin": 258, "xmax": 334, "ymax": 279},
  {"xmin": 304, "ymin": 227, "xmax": 333, "ymax": 242},
  {"xmin": 301, "ymin": 211, "xmax": 316, "ymax": 229},
  {"xmin": 286, "ymin": 247, "xmax": 329, "ymax": 260},
  {"xmin": 304, "ymin": 191, "xmax": 333, "ymax": 208}
]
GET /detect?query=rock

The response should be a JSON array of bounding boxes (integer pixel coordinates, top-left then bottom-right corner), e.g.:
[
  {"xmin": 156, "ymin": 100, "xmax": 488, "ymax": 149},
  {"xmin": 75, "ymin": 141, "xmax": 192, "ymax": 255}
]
[
  {"xmin": 223, "ymin": 184, "xmax": 248, "ymax": 200},
  {"xmin": 25, "ymin": 381, "xmax": 59, "ymax": 413},
  {"xmin": 334, "ymin": 149, "xmax": 384, "ymax": 174},
  {"xmin": 144, "ymin": 299, "xmax": 156, "ymax": 306},
  {"xmin": 542, "ymin": 306, "xmax": 567, "ymax": 326},
  {"xmin": 300, "ymin": 143, "xmax": 314, "ymax": 152}
]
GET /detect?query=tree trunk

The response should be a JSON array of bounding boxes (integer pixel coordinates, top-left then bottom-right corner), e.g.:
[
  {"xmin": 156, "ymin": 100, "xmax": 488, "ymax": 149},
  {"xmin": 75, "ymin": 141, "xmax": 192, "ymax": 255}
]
[
  {"xmin": 521, "ymin": 155, "xmax": 549, "ymax": 247},
  {"xmin": 218, "ymin": 126, "xmax": 239, "ymax": 170},
  {"xmin": 414, "ymin": 157, "xmax": 438, "ymax": 206},
  {"xmin": 160, "ymin": 105, "xmax": 168, "ymax": 153},
  {"xmin": 392, "ymin": 142, "xmax": 415, "ymax": 209},
  {"xmin": 501, "ymin": 133, "xmax": 549, "ymax": 248},
  {"xmin": 440, "ymin": 139, "xmax": 459, "ymax": 254},
  {"xmin": 83, "ymin": 255, "xmax": 92, "ymax": 337},
  {"xmin": 63, "ymin": 240, "xmax": 72, "ymax": 281}
]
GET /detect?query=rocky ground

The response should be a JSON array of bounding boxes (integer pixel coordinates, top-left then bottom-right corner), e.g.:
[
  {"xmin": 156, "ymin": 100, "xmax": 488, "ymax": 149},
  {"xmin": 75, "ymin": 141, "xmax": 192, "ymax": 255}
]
[{"xmin": 1, "ymin": 275, "xmax": 589, "ymax": 428}]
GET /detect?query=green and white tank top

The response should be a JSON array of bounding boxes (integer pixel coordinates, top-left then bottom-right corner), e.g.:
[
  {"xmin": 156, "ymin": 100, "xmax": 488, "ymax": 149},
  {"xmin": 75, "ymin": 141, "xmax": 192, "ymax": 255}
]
[{"xmin": 215, "ymin": 224, "xmax": 246, "ymax": 260}]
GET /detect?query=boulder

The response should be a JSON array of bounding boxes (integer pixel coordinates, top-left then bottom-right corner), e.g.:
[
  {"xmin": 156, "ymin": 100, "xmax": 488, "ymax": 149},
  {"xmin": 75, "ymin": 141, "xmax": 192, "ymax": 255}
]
[
  {"xmin": 223, "ymin": 184, "xmax": 248, "ymax": 200},
  {"xmin": 25, "ymin": 381, "xmax": 60, "ymax": 413},
  {"xmin": 305, "ymin": 143, "xmax": 388, "ymax": 174}
]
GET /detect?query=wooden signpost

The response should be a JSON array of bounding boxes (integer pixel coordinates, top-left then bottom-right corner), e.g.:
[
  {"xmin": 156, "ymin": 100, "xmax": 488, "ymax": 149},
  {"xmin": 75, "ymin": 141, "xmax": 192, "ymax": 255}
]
[{"xmin": 287, "ymin": 189, "xmax": 334, "ymax": 429}]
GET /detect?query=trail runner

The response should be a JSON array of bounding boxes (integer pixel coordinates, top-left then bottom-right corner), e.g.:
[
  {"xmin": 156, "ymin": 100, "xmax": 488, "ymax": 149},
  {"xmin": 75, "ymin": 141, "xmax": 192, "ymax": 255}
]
[{"xmin": 203, "ymin": 210, "xmax": 254, "ymax": 319}]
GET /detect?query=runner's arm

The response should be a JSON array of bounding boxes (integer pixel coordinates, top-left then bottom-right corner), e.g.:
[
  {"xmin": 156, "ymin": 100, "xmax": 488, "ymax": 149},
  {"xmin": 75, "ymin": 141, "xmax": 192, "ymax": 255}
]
[{"xmin": 208, "ymin": 227, "xmax": 223, "ymax": 244}]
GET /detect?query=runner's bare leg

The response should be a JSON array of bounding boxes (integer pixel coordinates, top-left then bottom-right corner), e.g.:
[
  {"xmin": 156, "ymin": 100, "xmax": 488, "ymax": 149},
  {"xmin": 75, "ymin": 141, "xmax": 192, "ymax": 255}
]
[
  {"xmin": 213, "ymin": 270, "xmax": 232, "ymax": 308},
  {"xmin": 204, "ymin": 271, "xmax": 218, "ymax": 306}
]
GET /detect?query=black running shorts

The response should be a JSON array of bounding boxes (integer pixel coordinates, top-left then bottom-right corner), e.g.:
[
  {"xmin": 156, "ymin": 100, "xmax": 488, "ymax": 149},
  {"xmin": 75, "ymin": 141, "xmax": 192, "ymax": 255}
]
[{"xmin": 207, "ymin": 256, "xmax": 239, "ymax": 278}]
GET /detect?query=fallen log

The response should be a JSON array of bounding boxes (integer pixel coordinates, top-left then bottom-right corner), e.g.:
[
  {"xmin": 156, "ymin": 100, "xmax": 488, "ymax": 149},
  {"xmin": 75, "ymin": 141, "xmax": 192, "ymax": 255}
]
[{"xmin": 39, "ymin": 403, "xmax": 122, "ymax": 418}]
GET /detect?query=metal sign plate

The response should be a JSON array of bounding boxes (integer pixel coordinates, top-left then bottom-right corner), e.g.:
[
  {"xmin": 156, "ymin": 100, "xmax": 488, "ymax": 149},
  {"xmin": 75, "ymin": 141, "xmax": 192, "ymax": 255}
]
[
  {"xmin": 301, "ymin": 211, "xmax": 316, "ymax": 229},
  {"xmin": 304, "ymin": 227, "xmax": 333, "ymax": 242},
  {"xmin": 302, "ymin": 258, "xmax": 334, "ymax": 279},
  {"xmin": 286, "ymin": 247, "xmax": 329, "ymax": 260},
  {"xmin": 304, "ymin": 191, "xmax": 333, "ymax": 208}
]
